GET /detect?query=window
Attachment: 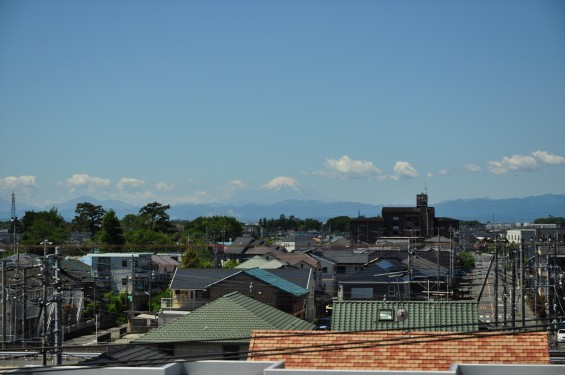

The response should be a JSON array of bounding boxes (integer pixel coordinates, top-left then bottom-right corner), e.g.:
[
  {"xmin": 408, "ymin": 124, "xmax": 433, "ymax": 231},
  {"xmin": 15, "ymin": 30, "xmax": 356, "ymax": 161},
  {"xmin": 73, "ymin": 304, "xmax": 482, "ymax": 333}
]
[
  {"xmin": 336, "ymin": 265, "xmax": 346, "ymax": 274},
  {"xmin": 388, "ymin": 285, "xmax": 396, "ymax": 296},
  {"xmin": 121, "ymin": 278, "xmax": 128, "ymax": 286},
  {"xmin": 378, "ymin": 309, "xmax": 394, "ymax": 321},
  {"xmin": 122, "ymin": 260, "xmax": 128, "ymax": 267}
]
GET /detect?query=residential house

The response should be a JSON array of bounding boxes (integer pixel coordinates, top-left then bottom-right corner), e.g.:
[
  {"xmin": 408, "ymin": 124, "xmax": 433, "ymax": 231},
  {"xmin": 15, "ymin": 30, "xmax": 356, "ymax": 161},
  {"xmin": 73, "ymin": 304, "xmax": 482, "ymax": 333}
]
[
  {"xmin": 89, "ymin": 253, "xmax": 154, "ymax": 311},
  {"xmin": 134, "ymin": 292, "xmax": 315, "ymax": 359},
  {"xmin": 234, "ymin": 255, "xmax": 286, "ymax": 269},
  {"xmin": 168, "ymin": 268, "xmax": 310, "ymax": 318},
  {"xmin": 150, "ymin": 254, "xmax": 181, "ymax": 291},
  {"xmin": 276, "ymin": 234, "xmax": 317, "ymax": 252},
  {"xmin": 309, "ymin": 252, "xmax": 337, "ymax": 298},
  {"xmin": 0, "ymin": 253, "xmax": 92, "ymax": 345},
  {"xmin": 81, "ymin": 345, "xmax": 175, "ymax": 367},
  {"xmin": 314, "ymin": 248, "xmax": 379, "ymax": 284},
  {"xmin": 248, "ymin": 330, "xmax": 550, "ymax": 371},
  {"xmin": 331, "ymin": 300, "xmax": 479, "ymax": 332},
  {"xmin": 337, "ymin": 255, "xmax": 449, "ymax": 301},
  {"xmin": 226, "ymin": 237, "xmax": 280, "ymax": 262}
]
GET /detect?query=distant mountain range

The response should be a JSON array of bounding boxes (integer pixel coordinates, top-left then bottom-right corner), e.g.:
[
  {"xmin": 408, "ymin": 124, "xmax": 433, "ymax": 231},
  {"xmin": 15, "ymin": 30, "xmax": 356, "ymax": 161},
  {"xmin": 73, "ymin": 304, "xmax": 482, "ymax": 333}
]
[{"xmin": 0, "ymin": 194, "xmax": 563, "ymax": 224}]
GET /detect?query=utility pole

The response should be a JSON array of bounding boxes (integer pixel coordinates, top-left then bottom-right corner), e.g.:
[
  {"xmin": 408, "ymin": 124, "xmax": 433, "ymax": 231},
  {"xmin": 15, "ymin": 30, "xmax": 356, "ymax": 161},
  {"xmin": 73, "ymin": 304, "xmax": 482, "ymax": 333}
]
[
  {"xmin": 22, "ymin": 267, "xmax": 26, "ymax": 346},
  {"xmin": 494, "ymin": 241, "xmax": 498, "ymax": 327},
  {"xmin": 2, "ymin": 260, "xmax": 6, "ymax": 349},
  {"xmin": 520, "ymin": 242, "xmax": 525, "ymax": 327},
  {"xmin": 511, "ymin": 256, "xmax": 516, "ymax": 328},
  {"xmin": 502, "ymin": 244, "xmax": 507, "ymax": 326},
  {"xmin": 436, "ymin": 229, "xmax": 440, "ymax": 293},
  {"xmin": 52, "ymin": 247, "xmax": 63, "ymax": 365},
  {"xmin": 407, "ymin": 238, "xmax": 412, "ymax": 301},
  {"xmin": 130, "ymin": 254, "xmax": 135, "ymax": 321},
  {"xmin": 41, "ymin": 240, "xmax": 50, "ymax": 366}
]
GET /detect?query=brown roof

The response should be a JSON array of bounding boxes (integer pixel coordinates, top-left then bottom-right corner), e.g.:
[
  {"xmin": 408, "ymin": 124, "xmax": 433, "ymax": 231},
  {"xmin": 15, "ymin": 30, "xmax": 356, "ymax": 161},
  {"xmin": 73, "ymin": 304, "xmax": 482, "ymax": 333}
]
[
  {"xmin": 271, "ymin": 253, "xmax": 319, "ymax": 269},
  {"xmin": 248, "ymin": 330, "xmax": 549, "ymax": 371}
]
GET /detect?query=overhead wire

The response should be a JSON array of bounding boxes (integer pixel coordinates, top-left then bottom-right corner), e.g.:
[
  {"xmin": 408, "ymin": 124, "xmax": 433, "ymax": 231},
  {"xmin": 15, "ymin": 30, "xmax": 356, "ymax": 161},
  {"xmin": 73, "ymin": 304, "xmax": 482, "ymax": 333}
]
[{"xmin": 2, "ymin": 319, "xmax": 556, "ymax": 373}]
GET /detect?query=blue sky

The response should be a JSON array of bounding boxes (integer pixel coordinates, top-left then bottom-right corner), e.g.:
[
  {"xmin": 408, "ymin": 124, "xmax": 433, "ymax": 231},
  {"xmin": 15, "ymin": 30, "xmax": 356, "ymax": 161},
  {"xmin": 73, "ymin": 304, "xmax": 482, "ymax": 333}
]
[{"xmin": 1, "ymin": 0, "xmax": 564, "ymax": 210}]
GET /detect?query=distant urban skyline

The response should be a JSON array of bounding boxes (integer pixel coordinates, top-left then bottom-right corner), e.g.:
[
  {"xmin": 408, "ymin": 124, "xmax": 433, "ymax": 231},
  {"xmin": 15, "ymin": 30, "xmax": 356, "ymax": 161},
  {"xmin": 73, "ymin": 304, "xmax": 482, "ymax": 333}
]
[{"xmin": 1, "ymin": 1, "xmax": 564, "ymax": 209}]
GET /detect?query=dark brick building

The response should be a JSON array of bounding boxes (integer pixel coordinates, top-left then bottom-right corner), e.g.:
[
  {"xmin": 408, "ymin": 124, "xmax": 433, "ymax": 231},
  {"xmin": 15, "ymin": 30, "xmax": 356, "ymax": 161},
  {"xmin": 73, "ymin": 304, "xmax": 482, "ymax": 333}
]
[{"xmin": 350, "ymin": 193, "xmax": 459, "ymax": 244}]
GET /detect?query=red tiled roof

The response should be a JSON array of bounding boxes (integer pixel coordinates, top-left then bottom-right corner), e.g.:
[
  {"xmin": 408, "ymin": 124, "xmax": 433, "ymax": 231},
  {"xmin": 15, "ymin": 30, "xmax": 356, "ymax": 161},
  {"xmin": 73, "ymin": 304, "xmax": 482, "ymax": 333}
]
[{"xmin": 248, "ymin": 330, "xmax": 549, "ymax": 371}]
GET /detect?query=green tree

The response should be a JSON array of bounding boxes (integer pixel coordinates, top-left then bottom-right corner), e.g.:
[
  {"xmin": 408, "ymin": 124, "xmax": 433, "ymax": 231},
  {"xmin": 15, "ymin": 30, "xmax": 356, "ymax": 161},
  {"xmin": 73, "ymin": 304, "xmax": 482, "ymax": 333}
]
[
  {"xmin": 121, "ymin": 214, "xmax": 144, "ymax": 232},
  {"xmin": 124, "ymin": 229, "xmax": 172, "ymax": 248},
  {"xmin": 222, "ymin": 259, "xmax": 238, "ymax": 269},
  {"xmin": 139, "ymin": 202, "xmax": 174, "ymax": 233},
  {"xmin": 181, "ymin": 247, "xmax": 203, "ymax": 268},
  {"xmin": 183, "ymin": 216, "xmax": 243, "ymax": 242},
  {"xmin": 71, "ymin": 202, "xmax": 105, "ymax": 237},
  {"xmin": 458, "ymin": 250, "xmax": 476, "ymax": 270},
  {"xmin": 97, "ymin": 209, "xmax": 125, "ymax": 247},
  {"xmin": 149, "ymin": 289, "xmax": 171, "ymax": 312},
  {"xmin": 533, "ymin": 216, "xmax": 565, "ymax": 226},
  {"xmin": 325, "ymin": 216, "xmax": 351, "ymax": 234},
  {"xmin": 21, "ymin": 208, "xmax": 69, "ymax": 250},
  {"xmin": 104, "ymin": 290, "xmax": 128, "ymax": 324}
]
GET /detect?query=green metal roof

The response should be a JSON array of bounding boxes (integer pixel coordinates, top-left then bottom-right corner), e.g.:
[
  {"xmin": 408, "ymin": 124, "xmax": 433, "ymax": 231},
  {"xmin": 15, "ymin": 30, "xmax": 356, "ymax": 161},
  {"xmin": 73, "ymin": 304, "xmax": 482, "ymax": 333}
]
[
  {"xmin": 332, "ymin": 300, "xmax": 478, "ymax": 332},
  {"xmin": 243, "ymin": 268, "xmax": 309, "ymax": 297},
  {"xmin": 134, "ymin": 292, "xmax": 315, "ymax": 344}
]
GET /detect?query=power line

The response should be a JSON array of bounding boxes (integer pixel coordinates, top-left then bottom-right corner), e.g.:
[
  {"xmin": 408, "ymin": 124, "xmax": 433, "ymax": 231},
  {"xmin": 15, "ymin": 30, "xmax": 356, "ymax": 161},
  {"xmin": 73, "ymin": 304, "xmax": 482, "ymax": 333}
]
[{"xmin": 2, "ymin": 321, "xmax": 554, "ymax": 373}]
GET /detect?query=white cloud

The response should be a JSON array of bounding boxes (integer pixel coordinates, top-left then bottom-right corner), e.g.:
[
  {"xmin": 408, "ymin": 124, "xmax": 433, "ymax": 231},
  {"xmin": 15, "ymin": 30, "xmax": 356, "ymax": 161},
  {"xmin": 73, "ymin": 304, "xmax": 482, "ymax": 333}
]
[
  {"xmin": 263, "ymin": 176, "xmax": 301, "ymax": 191},
  {"xmin": 0, "ymin": 175, "xmax": 37, "ymax": 189},
  {"xmin": 314, "ymin": 155, "xmax": 382, "ymax": 179},
  {"xmin": 155, "ymin": 181, "xmax": 175, "ymax": 191},
  {"xmin": 59, "ymin": 174, "xmax": 111, "ymax": 192},
  {"xmin": 227, "ymin": 180, "xmax": 247, "ymax": 189},
  {"xmin": 464, "ymin": 163, "xmax": 482, "ymax": 172},
  {"xmin": 427, "ymin": 172, "xmax": 434, "ymax": 178},
  {"xmin": 439, "ymin": 169, "xmax": 448, "ymax": 175},
  {"xmin": 117, "ymin": 177, "xmax": 145, "ymax": 190},
  {"xmin": 390, "ymin": 161, "xmax": 420, "ymax": 179},
  {"xmin": 487, "ymin": 154, "xmax": 539, "ymax": 175},
  {"xmin": 532, "ymin": 150, "xmax": 565, "ymax": 165}
]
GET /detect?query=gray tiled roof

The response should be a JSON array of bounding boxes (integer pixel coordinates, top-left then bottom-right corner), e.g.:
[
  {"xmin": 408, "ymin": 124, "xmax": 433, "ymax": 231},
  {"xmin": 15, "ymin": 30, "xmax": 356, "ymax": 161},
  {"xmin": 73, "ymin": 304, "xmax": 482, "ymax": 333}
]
[
  {"xmin": 169, "ymin": 268, "xmax": 241, "ymax": 289},
  {"xmin": 226, "ymin": 236, "xmax": 256, "ymax": 254},
  {"xmin": 332, "ymin": 300, "xmax": 478, "ymax": 332},
  {"xmin": 170, "ymin": 268, "xmax": 309, "ymax": 296},
  {"xmin": 81, "ymin": 345, "xmax": 174, "ymax": 366},
  {"xmin": 134, "ymin": 292, "xmax": 315, "ymax": 344},
  {"xmin": 268, "ymin": 268, "xmax": 312, "ymax": 290}
]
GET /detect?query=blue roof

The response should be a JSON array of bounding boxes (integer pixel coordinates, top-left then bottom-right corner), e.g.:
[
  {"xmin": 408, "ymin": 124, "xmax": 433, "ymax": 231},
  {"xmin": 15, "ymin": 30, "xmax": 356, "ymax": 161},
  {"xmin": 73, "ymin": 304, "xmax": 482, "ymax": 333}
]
[{"xmin": 243, "ymin": 268, "xmax": 309, "ymax": 297}]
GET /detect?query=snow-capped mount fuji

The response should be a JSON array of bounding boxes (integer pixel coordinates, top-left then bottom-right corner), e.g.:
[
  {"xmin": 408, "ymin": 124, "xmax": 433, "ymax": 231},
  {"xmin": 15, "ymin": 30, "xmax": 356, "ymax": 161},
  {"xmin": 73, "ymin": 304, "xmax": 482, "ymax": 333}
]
[{"xmin": 226, "ymin": 176, "xmax": 334, "ymax": 205}]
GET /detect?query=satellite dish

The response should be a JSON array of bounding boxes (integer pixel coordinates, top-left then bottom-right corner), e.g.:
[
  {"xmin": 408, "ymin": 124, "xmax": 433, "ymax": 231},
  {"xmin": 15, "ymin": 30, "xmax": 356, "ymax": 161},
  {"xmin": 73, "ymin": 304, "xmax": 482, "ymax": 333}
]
[{"xmin": 396, "ymin": 309, "xmax": 408, "ymax": 322}]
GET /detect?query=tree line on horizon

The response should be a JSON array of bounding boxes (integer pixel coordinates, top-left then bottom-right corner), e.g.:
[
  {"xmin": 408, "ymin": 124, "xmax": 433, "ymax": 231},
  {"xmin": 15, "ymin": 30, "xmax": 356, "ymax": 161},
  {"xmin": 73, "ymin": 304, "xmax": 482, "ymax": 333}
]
[
  {"xmin": 0, "ymin": 201, "xmax": 352, "ymax": 258},
  {"xmin": 1, "ymin": 201, "xmax": 562, "ymax": 259}
]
